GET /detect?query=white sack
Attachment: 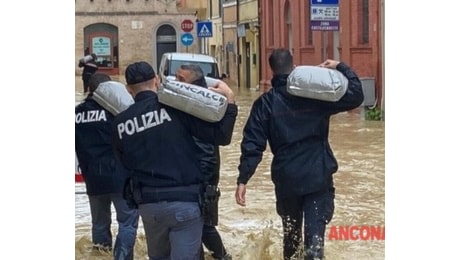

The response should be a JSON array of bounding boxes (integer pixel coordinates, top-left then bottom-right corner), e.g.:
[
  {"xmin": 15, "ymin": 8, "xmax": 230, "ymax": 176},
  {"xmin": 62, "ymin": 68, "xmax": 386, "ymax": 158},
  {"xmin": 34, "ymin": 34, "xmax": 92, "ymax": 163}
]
[
  {"xmin": 205, "ymin": 76, "xmax": 221, "ymax": 88},
  {"xmin": 165, "ymin": 75, "xmax": 221, "ymax": 88},
  {"xmin": 165, "ymin": 75, "xmax": 176, "ymax": 82},
  {"xmin": 157, "ymin": 79, "xmax": 228, "ymax": 122},
  {"xmin": 287, "ymin": 65, "xmax": 348, "ymax": 102},
  {"xmin": 79, "ymin": 55, "xmax": 93, "ymax": 64},
  {"xmin": 92, "ymin": 81, "xmax": 134, "ymax": 115}
]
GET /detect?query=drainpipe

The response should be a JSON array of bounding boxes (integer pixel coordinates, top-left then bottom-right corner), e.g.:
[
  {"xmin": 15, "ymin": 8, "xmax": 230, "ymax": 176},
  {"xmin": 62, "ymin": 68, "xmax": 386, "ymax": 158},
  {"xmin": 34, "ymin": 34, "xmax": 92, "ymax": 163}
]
[
  {"xmin": 222, "ymin": 0, "xmax": 226, "ymax": 77},
  {"xmin": 257, "ymin": 0, "xmax": 262, "ymax": 90},
  {"xmin": 380, "ymin": 0, "xmax": 385, "ymax": 116},
  {"xmin": 236, "ymin": 0, "xmax": 240, "ymax": 88}
]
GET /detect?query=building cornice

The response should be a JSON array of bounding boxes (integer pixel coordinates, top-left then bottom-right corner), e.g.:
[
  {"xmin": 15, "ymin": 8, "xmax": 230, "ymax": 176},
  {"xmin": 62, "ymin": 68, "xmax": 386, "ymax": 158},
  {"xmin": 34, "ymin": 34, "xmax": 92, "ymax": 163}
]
[
  {"xmin": 223, "ymin": 1, "xmax": 237, "ymax": 8},
  {"xmin": 75, "ymin": 11, "xmax": 195, "ymax": 16},
  {"xmin": 222, "ymin": 24, "xmax": 237, "ymax": 29}
]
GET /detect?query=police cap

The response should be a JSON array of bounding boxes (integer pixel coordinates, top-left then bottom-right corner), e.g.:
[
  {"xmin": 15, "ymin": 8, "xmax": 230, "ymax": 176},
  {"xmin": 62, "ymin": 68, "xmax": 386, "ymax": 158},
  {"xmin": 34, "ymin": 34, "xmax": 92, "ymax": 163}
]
[{"xmin": 125, "ymin": 61, "xmax": 156, "ymax": 85}]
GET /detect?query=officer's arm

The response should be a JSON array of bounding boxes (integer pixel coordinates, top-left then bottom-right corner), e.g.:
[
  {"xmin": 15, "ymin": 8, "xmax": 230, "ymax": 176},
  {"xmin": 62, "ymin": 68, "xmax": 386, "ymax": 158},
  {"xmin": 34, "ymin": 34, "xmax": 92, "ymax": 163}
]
[
  {"xmin": 313, "ymin": 62, "xmax": 364, "ymax": 113},
  {"xmin": 237, "ymin": 98, "xmax": 268, "ymax": 185},
  {"xmin": 188, "ymin": 103, "xmax": 238, "ymax": 146}
]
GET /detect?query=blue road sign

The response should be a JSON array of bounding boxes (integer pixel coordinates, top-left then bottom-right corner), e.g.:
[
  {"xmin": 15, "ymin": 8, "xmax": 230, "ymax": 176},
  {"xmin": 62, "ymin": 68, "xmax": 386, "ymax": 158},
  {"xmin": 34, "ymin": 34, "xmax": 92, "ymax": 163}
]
[
  {"xmin": 311, "ymin": 0, "xmax": 338, "ymax": 4},
  {"xmin": 181, "ymin": 33, "xmax": 194, "ymax": 46},
  {"xmin": 197, "ymin": 21, "xmax": 213, "ymax": 38},
  {"xmin": 310, "ymin": 0, "xmax": 340, "ymax": 31}
]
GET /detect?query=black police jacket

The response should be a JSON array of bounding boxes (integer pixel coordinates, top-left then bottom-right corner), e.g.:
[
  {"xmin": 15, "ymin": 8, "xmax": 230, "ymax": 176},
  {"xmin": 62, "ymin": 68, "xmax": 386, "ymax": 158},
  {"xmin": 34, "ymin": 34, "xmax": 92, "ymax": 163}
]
[
  {"xmin": 75, "ymin": 96, "xmax": 130, "ymax": 195},
  {"xmin": 194, "ymin": 138, "xmax": 221, "ymax": 186},
  {"xmin": 80, "ymin": 61, "xmax": 98, "ymax": 80},
  {"xmin": 237, "ymin": 62, "xmax": 364, "ymax": 198},
  {"xmin": 112, "ymin": 91, "xmax": 237, "ymax": 189},
  {"xmin": 191, "ymin": 77, "xmax": 221, "ymax": 186}
]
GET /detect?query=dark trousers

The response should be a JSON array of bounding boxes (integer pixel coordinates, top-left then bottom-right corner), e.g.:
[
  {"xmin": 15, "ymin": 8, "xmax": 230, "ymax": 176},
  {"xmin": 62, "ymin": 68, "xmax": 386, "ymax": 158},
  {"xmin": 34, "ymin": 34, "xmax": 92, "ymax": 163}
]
[
  {"xmin": 88, "ymin": 193, "xmax": 139, "ymax": 260},
  {"xmin": 82, "ymin": 73, "xmax": 92, "ymax": 93},
  {"xmin": 200, "ymin": 224, "xmax": 228, "ymax": 259},
  {"xmin": 276, "ymin": 187, "xmax": 335, "ymax": 260}
]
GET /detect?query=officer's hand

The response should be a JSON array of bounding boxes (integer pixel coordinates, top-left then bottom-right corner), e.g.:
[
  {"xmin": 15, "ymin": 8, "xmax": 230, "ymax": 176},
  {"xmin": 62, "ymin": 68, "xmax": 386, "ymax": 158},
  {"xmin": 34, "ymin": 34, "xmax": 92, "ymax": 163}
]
[
  {"xmin": 319, "ymin": 59, "xmax": 341, "ymax": 69},
  {"xmin": 208, "ymin": 81, "xmax": 235, "ymax": 104},
  {"xmin": 235, "ymin": 184, "xmax": 246, "ymax": 206}
]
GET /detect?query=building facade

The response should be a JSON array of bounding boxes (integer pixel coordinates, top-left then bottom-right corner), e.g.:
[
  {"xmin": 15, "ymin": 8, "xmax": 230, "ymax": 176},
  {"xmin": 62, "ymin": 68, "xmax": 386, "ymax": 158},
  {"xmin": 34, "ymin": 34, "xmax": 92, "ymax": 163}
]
[
  {"xmin": 75, "ymin": 0, "xmax": 198, "ymax": 76},
  {"xmin": 206, "ymin": 0, "xmax": 223, "ymax": 72},
  {"xmin": 236, "ymin": 0, "xmax": 259, "ymax": 89},
  {"xmin": 259, "ymin": 0, "xmax": 384, "ymax": 107},
  {"xmin": 222, "ymin": 1, "xmax": 238, "ymax": 83},
  {"xmin": 76, "ymin": 0, "xmax": 384, "ymax": 108}
]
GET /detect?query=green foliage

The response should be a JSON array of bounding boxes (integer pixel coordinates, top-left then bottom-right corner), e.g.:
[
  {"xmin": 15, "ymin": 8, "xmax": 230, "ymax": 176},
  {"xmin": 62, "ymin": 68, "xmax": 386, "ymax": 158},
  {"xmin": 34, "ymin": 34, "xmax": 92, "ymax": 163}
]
[{"xmin": 365, "ymin": 107, "xmax": 384, "ymax": 121}]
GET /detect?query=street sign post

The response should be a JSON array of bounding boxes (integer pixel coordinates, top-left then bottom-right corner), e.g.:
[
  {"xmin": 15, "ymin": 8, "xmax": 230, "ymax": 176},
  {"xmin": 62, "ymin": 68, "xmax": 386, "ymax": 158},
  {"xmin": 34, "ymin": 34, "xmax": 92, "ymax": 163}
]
[
  {"xmin": 181, "ymin": 19, "xmax": 194, "ymax": 32},
  {"xmin": 197, "ymin": 21, "xmax": 213, "ymax": 38},
  {"xmin": 310, "ymin": 0, "xmax": 340, "ymax": 31},
  {"xmin": 310, "ymin": 0, "xmax": 340, "ymax": 61}
]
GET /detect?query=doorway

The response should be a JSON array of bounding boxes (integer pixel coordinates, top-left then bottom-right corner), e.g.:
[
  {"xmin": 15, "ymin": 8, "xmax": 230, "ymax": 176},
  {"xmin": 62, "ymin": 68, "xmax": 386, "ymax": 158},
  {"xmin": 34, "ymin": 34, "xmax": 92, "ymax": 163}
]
[
  {"xmin": 245, "ymin": 42, "xmax": 251, "ymax": 89},
  {"xmin": 156, "ymin": 24, "xmax": 177, "ymax": 72}
]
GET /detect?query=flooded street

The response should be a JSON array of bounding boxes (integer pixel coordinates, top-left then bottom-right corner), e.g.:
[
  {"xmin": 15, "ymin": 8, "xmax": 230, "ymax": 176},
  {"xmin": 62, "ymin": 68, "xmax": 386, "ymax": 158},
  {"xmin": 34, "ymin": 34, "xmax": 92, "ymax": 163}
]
[{"xmin": 75, "ymin": 77, "xmax": 385, "ymax": 259}]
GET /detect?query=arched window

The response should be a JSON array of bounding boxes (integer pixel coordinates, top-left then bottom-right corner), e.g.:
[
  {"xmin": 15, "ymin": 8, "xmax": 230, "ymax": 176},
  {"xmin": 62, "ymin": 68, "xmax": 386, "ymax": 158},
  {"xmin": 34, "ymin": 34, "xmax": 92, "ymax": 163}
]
[
  {"xmin": 359, "ymin": 0, "xmax": 369, "ymax": 44},
  {"xmin": 267, "ymin": 0, "xmax": 274, "ymax": 46},
  {"xmin": 83, "ymin": 23, "xmax": 118, "ymax": 71},
  {"xmin": 284, "ymin": 1, "xmax": 292, "ymax": 51},
  {"xmin": 157, "ymin": 24, "xmax": 176, "ymax": 36},
  {"xmin": 306, "ymin": 1, "xmax": 313, "ymax": 45},
  {"xmin": 156, "ymin": 24, "xmax": 177, "ymax": 71}
]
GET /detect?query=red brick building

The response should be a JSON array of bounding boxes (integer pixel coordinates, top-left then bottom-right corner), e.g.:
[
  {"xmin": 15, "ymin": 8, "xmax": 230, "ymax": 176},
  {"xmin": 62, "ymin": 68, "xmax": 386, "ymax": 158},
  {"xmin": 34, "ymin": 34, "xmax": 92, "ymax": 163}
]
[{"xmin": 259, "ymin": 0, "xmax": 384, "ymax": 108}]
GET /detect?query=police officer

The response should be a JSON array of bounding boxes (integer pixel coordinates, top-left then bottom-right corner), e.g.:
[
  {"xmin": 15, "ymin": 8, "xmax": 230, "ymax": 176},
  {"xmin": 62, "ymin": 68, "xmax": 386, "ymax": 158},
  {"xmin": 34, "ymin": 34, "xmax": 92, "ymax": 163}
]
[
  {"xmin": 235, "ymin": 49, "xmax": 364, "ymax": 260},
  {"xmin": 78, "ymin": 53, "xmax": 98, "ymax": 94},
  {"xmin": 175, "ymin": 64, "xmax": 232, "ymax": 260},
  {"xmin": 112, "ymin": 61, "xmax": 237, "ymax": 259},
  {"xmin": 75, "ymin": 73, "xmax": 140, "ymax": 260}
]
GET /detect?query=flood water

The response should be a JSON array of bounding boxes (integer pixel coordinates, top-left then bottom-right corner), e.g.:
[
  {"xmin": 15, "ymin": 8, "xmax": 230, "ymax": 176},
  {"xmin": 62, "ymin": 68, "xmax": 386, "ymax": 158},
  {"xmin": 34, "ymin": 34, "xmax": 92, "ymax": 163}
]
[{"xmin": 75, "ymin": 77, "xmax": 385, "ymax": 259}]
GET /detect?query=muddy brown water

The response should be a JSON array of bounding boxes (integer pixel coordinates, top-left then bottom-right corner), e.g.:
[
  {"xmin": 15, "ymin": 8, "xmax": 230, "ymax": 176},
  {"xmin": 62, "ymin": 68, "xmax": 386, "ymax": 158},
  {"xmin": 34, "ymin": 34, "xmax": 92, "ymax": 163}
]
[{"xmin": 75, "ymin": 77, "xmax": 384, "ymax": 259}]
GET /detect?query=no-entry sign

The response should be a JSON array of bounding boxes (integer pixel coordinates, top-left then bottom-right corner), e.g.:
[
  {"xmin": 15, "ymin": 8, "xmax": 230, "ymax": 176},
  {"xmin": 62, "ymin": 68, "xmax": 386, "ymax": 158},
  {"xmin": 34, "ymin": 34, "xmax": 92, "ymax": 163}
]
[{"xmin": 181, "ymin": 19, "xmax": 194, "ymax": 32}]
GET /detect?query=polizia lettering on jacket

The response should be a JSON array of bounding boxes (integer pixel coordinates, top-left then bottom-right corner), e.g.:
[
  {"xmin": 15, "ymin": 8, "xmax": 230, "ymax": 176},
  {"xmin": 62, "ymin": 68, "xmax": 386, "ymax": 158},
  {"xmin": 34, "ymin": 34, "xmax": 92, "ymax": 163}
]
[
  {"xmin": 117, "ymin": 108, "xmax": 172, "ymax": 139},
  {"xmin": 75, "ymin": 110, "xmax": 107, "ymax": 124}
]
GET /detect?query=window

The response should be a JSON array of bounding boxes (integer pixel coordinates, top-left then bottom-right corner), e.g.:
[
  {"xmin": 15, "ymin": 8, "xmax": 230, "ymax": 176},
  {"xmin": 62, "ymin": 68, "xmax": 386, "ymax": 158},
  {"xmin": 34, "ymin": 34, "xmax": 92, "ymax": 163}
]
[
  {"xmin": 307, "ymin": 2, "xmax": 313, "ymax": 45},
  {"xmin": 170, "ymin": 60, "xmax": 219, "ymax": 79},
  {"xmin": 218, "ymin": 0, "xmax": 222, "ymax": 17},
  {"xmin": 268, "ymin": 0, "xmax": 274, "ymax": 45},
  {"xmin": 360, "ymin": 0, "xmax": 369, "ymax": 44}
]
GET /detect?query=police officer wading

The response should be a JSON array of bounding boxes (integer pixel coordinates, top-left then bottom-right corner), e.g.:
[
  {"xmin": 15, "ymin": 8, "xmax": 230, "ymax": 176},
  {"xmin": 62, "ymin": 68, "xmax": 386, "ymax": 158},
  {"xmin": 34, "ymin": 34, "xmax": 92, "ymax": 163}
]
[
  {"xmin": 78, "ymin": 53, "xmax": 98, "ymax": 94},
  {"xmin": 75, "ymin": 73, "xmax": 140, "ymax": 260},
  {"xmin": 112, "ymin": 61, "xmax": 237, "ymax": 260},
  {"xmin": 235, "ymin": 49, "xmax": 364, "ymax": 260},
  {"xmin": 175, "ymin": 64, "xmax": 232, "ymax": 260}
]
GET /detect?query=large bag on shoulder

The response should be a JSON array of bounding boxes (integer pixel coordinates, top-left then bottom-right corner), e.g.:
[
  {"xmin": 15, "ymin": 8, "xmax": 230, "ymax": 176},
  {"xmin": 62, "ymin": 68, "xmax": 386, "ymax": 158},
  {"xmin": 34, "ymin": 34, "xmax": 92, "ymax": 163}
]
[
  {"xmin": 157, "ymin": 79, "xmax": 228, "ymax": 122},
  {"xmin": 79, "ymin": 55, "xmax": 94, "ymax": 64},
  {"xmin": 287, "ymin": 65, "xmax": 348, "ymax": 102},
  {"xmin": 92, "ymin": 81, "xmax": 134, "ymax": 115},
  {"xmin": 165, "ymin": 75, "xmax": 220, "ymax": 88}
]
